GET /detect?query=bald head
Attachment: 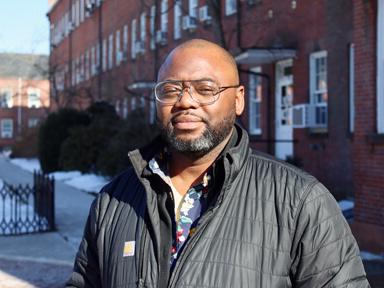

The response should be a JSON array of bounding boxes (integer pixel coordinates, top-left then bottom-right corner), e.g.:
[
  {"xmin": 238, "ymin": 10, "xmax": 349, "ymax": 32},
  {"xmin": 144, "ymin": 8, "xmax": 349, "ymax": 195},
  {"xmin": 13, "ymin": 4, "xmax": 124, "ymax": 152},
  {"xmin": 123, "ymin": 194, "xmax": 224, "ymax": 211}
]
[{"xmin": 157, "ymin": 39, "xmax": 239, "ymax": 83}]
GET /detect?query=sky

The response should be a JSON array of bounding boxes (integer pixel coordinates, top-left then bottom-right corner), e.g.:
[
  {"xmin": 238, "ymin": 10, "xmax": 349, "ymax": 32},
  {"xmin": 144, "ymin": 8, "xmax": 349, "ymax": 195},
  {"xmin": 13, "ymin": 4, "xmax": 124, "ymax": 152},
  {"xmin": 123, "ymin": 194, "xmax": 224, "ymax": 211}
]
[{"xmin": 0, "ymin": 1, "xmax": 50, "ymax": 55}]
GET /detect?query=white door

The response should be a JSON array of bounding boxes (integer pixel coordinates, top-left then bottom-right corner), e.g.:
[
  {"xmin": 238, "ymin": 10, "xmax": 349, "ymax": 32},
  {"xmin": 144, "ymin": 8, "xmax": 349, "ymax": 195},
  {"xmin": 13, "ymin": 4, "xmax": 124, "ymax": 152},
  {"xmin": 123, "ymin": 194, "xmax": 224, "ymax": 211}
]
[{"xmin": 275, "ymin": 60, "xmax": 294, "ymax": 160}]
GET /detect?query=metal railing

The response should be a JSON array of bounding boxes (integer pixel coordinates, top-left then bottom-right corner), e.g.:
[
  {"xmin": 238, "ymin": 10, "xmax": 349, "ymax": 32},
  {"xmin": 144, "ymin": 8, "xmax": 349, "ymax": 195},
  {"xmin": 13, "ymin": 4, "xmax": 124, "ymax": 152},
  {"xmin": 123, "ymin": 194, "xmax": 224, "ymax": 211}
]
[{"xmin": 0, "ymin": 171, "xmax": 55, "ymax": 235}]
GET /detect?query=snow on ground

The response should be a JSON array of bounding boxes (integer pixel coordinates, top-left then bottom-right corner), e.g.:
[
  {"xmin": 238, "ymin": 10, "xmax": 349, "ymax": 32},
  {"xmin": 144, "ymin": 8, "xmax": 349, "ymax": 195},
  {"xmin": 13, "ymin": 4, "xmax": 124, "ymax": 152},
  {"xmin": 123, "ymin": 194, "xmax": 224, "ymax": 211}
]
[
  {"xmin": 9, "ymin": 158, "xmax": 40, "ymax": 173},
  {"xmin": 9, "ymin": 158, "xmax": 109, "ymax": 193},
  {"xmin": 64, "ymin": 174, "xmax": 108, "ymax": 193},
  {"xmin": 338, "ymin": 200, "xmax": 354, "ymax": 211}
]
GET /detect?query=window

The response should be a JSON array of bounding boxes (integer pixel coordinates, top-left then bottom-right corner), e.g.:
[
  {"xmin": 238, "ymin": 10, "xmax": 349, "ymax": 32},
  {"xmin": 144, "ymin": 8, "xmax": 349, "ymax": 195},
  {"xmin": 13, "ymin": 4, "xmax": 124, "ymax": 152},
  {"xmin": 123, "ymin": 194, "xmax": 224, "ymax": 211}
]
[
  {"xmin": 85, "ymin": 49, "xmax": 89, "ymax": 80},
  {"xmin": 349, "ymin": 43, "xmax": 355, "ymax": 133},
  {"xmin": 131, "ymin": 97, "xmax": 137, "ymax": 110},
  {"xmin": 378, "ymin": 0, "xmax": 384, "ymax": 133},
  {"xmin": 150, "ymin": 6, "xmax": 156, "ymax": 50},
  {"xmin": 131, "ymin": 19, "xmax": 137, "ymax": 59},
  {"xmin": 139, "ymin": 96, "xmax": 145, "ymax": 108},
  {"xmin": 1, "ymin": 119, "xmax": 13, "ymax": 139},
  {"xmin": 225, "ymin": 0, "xmax": 237, "ymax": 15},
  {"xmin": 102, "ymin": 38, "xmax": 107, "ymax": 72},
  {"xmin": 310, "ymin": 51, "xmax": 328, "ymax": 127},
  {"xmin": 116, "ymin": 30, "xmax": 121, "ymax": 65},
  {"xmin": 149, "ymin": 93, "xmax": 156, "ymax": 124},
  {"xmin": 174, "ymin": 1, "xmax": 182, "ymax": 39},
  {"xmin": 115, "ymin": 100, "xmax": 120, "ymax": 115},
  {"xmin": 123, "ymin": 98, "xmax": 128, "ymax": 118},
  {"xmin": 80, "ymin": 0, "xmax": 84, "ymax": 22},
  {"xmin": 96, "ymin": 43, "xmax": 100, "ymax": 73},
  {"xmin": 108, "ymin": 33, "xmax": 114, "ymax": 69},
  {"xmin": 28, "ymin": 118, "xmax": 39, "ymax": 128},
  {"xmin": 0, "ymin": 88, "xmax": 13, "ymax": 108},
  {"xmin": 189, "ymin": 0, "xmax": 198, "ymax": 18},
  {"xmin": 91, "ymin": 46, "xmax": 95, "ymax": 75},
  {"xmin": 249, "ymin": 67, "xmax": 262, "ymax": 135},
  {"xmin": 123, "ymin": 24, "xmax": 129, "ymax": 55},
  {"xmin": 161, "ymin": 0, "xmax": 168, "ymax": 32},
  {"xmin": 140, "ymin": 12, "xmax": 146, "ymax": 46},
  {"xmin": 28, "ymin": 88, "xmax": 41, "ymax": 108}
]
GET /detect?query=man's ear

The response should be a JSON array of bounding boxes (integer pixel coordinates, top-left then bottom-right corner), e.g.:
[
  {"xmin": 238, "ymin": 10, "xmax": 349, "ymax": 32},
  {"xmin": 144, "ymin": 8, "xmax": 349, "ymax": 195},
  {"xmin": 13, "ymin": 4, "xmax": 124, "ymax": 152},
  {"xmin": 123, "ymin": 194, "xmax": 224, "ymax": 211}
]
[{"xmin": 235, "ymin": 85, "xmax": 245, "ymax": 116}]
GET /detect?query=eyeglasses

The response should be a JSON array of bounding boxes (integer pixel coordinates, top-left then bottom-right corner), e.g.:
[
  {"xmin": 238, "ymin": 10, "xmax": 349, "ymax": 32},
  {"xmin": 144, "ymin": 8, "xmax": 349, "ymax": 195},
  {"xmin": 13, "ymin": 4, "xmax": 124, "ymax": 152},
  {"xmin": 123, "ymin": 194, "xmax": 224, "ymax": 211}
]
[{"xmin": 154, "ymin": 79, "xmax": 240, "ymax": 105}]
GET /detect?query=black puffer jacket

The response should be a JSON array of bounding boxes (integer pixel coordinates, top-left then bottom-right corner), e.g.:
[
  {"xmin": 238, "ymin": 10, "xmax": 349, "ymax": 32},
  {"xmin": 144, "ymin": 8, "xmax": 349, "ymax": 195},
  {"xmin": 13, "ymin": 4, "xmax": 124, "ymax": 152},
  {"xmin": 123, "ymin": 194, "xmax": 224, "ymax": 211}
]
[{"xmin": 67, "ymin": 125, "xmax": 369, "ymax": 288}]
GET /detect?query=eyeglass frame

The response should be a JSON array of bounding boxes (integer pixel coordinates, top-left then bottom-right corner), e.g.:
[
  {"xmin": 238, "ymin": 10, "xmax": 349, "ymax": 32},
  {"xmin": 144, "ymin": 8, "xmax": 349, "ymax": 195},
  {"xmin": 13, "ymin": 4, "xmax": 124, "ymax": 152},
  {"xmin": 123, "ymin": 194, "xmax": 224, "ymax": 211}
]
[{"xmin": 154, "ymin": 79, "xmax": 240, "ymax": 105}]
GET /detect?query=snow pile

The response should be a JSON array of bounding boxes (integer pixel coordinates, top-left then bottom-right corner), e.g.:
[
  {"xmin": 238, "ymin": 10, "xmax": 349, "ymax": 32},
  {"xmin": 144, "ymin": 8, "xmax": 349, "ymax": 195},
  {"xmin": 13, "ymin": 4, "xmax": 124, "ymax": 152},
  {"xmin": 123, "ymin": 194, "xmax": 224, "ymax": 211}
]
[
  {"xmin": 9, "ymin": 158, "xmax": 109, "ymax": 193},
  {"xmin": 10, "ymin": 158, "xmax": 40, "ymax": 173},
  {"xmin": 64, "ymin": 174, "xmax": 108, "ymax": 193}
]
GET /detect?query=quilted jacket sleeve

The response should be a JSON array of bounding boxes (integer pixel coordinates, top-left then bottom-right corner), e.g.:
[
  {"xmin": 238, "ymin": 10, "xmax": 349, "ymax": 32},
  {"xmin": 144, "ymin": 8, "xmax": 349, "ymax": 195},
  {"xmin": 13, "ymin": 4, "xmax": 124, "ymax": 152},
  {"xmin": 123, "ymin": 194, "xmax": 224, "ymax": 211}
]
[
  {"xmin": 290, "ymin": 182, "xmax": 370, "ymax": 287},
  {"xmin": 66, "ymin": 196, "xmax": 102, "ymax": 288}
]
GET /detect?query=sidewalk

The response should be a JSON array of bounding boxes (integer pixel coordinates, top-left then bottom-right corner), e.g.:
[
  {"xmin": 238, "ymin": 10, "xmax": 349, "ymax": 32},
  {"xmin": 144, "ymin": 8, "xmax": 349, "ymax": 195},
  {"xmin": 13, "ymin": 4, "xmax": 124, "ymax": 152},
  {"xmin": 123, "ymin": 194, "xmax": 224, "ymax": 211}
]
[{"xmin": 0, "ymin": 157, "xmax": 95, "ymax": 287}]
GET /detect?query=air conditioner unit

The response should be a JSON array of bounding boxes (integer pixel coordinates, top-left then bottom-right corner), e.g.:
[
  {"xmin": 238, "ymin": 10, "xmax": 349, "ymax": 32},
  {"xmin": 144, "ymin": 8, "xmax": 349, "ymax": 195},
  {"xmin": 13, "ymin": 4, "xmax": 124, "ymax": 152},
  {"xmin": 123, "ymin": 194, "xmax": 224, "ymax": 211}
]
[
  {"xmin": 121, "ymin": 50, "xmax": 128, "ymax": 61},
  {"xmin": 199, "ymin": 6, "xmax": 212, "ymax": 23},
  {"xmin": 156, "ymin": 30, "xmax": 167, "ymax": 45},
  {"xmin": 68, "ymin": 21, "xmax": 75, "ymax": 32},
  {"xmin": 1, "ymin": 131, "xmax": 12, "ymax": 139},
  {"xmin": 135, "ymin": 41, "xmax": 145, "ymax": 54},
  {"xmin": 292, "ymin": 103, "xmax": 328, "ymax": 128},
  {"xmin": 85, "ymin": 3, "xmax": 96, "ymax": 14},
  {"xmin": 182, "ymin": 16, "xmax": 197, "ymax": 31}
]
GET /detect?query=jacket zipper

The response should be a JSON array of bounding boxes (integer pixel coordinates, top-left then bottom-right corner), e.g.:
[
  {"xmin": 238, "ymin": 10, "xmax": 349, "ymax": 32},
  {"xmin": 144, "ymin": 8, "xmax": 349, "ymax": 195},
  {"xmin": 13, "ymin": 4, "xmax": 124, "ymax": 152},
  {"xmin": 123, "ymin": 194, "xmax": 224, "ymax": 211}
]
[
  {"xmin": 137, "ymin": 214, "xmax": 148, "ymax": 288},
  {"xmin": 168, "ymin": 165, "xmax": 233, "ymax": 288}
]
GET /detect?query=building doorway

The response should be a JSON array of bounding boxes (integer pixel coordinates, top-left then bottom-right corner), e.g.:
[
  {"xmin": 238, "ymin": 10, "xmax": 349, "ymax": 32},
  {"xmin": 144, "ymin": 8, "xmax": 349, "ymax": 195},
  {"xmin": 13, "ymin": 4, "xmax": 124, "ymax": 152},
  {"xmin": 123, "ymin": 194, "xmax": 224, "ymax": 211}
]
[{"xmin": 275, "ymin": 59, "xmax": 294, "ymax": 160}]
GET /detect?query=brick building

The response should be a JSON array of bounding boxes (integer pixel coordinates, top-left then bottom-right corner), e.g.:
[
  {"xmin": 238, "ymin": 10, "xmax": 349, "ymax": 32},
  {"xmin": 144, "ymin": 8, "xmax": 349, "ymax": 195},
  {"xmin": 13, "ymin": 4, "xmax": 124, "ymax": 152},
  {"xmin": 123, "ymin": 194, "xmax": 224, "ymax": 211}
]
[
  {"xmin": 351, "ymin": 0, "xmax": 384, "ymax": 253},
  {"xmin": 48, "ymin": 0, "xmax": 355, "ymax": 200},
  {"xmin": 0, "ymin": 53, "xmax": 50, "ymax": 150}
]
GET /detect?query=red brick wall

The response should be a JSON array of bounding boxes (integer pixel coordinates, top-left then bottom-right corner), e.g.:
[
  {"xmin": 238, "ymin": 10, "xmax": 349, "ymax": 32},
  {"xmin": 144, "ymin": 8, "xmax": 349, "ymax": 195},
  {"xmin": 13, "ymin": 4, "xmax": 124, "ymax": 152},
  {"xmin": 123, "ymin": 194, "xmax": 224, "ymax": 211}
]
[
  {"xmin": 48, "ymin": 0, "xmax": 354, "ymax": 199},
  {"xmin": 353, "ymin": 0, "xmax": 384, "ymax": 229}
]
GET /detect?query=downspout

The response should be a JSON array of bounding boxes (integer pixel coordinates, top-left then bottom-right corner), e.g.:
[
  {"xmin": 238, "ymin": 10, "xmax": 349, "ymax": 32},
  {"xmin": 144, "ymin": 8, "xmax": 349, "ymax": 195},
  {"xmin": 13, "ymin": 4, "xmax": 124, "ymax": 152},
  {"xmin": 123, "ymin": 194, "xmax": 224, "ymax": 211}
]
[
  {"xmin": 17, "ymin": 77, "xmax": 22, "ymax": 136},
  {"xmin": 97, "ymin": 1, "xmax": 103, "ymax": 101}
]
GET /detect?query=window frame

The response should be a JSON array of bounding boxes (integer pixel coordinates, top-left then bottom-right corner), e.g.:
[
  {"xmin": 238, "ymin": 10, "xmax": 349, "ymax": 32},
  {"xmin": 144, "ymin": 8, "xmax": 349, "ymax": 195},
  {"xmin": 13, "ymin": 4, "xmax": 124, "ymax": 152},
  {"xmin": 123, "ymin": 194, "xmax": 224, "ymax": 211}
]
[
  {"xmin": 0, "ymin": 88, "xmax": 13, "ymax": 108},
  {"xmin": 377, "ymin": 0, "xmax": 384, "ymax": 133},
  {"xmin": 225, "ymin": 0, "xmax": 237, "ymax": 16},
  {"xmin": 248, "ymin": 67, "xmax": 262, "ymax": 135},
  {"xmin": 174, "ymin": 1, "xmax": 182, "ymax": 40},
  {"xmin": 1, "ymin": 119, "xmax": 13, "ymax": 139},
  {"xmin": 309, "ymin": 50, "xmax": 328, "ymax": 128},
  {"xmin": 27, "ymin": 88, "xmax": 41, "ymax": 108}
]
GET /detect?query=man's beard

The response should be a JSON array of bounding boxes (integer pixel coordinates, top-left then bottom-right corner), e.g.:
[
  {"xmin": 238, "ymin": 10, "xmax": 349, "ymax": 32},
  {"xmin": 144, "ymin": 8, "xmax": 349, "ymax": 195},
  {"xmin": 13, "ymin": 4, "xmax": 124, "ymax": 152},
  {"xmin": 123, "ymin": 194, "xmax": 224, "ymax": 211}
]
[{"xmin": 158, "ymin": 111, "xmax": 235, "ymax": 157}]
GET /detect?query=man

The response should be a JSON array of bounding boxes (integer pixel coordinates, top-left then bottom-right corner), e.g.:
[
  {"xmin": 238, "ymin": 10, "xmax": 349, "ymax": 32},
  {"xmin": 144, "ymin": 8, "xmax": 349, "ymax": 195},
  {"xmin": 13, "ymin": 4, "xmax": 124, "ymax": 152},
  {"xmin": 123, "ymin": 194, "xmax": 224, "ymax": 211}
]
[{"xmin": 67, "ymin": 39, "xmax": 369, "ymax": 287}]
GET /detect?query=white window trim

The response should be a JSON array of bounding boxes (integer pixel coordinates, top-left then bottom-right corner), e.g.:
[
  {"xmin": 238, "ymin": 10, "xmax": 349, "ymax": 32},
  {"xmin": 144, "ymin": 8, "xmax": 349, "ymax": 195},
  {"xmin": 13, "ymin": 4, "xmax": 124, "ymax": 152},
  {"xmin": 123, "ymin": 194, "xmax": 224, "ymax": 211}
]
[
  {"xmin": 349, "ymin": 43, "xmax": 355, "ymax": 133},
  {"xmin": 108, "ymin": 33, "xmax": 114, "ymax": 70},
  {"xmin": 131, "ymin": 19, "xmax": 137, "ymax": 59},
  {"xmin": 161, "ymin": 0, "xmax": 168, "ymax": 32},
  {"xmin": 1, "ymin": 119, "xmax": 13, "ymax": 139},
  {"xmin": 377, "ymin": 0, "xmax": 384, "ymax": 133},
  {"xmin": 116, "ymin": 30, "xmax": 121, "ymax": 66},
  {"xmin": 309, "ymin": 50, "xmax": 328, "ymax": 127},
  {"xmin": 189, "ymin": 0, "xmax": 198, "ymax": 18},
  {"xmin": 27, "ymin": 88, "xmax": 41, "ymax": 108},
  {"xmin": 174, "ymin": 1, "xmax": 182, "ymax": 40},
  {"xmin": 225, "ymin": 0, "xmax": 237, "ymax": 16},
  {"xmin": 150, "ymin": 6, "xmax": 156, "ymax": 50},
  {"xmin": 248, "ymin": 67, "xmax": 262, "ymax": 135},
  {"xmin": 0, "ymin": 88, "xmax": 13, "ymax": 108}
]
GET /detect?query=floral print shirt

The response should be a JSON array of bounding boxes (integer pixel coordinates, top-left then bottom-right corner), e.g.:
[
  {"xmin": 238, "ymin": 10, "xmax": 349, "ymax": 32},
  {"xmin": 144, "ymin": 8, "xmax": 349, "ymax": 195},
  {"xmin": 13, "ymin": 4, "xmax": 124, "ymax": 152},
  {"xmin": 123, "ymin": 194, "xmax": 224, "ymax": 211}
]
[{"xmin": 148, "ymin": 150, "xmax": 211, "ymax": 269}]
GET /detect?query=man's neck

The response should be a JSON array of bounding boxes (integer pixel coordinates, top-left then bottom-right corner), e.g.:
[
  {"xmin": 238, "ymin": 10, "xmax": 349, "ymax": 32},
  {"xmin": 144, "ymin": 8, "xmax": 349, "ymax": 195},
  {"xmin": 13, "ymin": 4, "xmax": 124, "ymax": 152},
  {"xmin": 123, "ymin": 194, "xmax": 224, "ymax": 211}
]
[{"xmin": 168, "ymin": 129, "xmax": 233, "ymax": 195}]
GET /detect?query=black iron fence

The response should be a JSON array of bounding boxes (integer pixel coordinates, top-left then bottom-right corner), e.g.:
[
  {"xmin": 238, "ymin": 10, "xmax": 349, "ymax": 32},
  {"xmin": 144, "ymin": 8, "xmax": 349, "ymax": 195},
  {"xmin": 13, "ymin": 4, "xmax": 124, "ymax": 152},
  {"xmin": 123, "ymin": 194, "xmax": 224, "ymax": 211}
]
[{"xmin": 0, "ymin": 171, "xmax": 55, "ymax": 235}]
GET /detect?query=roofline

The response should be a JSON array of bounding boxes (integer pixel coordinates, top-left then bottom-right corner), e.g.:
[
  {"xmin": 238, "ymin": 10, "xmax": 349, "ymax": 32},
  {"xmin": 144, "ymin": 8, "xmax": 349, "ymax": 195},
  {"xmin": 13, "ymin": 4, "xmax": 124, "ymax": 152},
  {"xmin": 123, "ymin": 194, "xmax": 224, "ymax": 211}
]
[{"xmin": 47, "ymin": 0, "xmax": 62, "ymax": 18}]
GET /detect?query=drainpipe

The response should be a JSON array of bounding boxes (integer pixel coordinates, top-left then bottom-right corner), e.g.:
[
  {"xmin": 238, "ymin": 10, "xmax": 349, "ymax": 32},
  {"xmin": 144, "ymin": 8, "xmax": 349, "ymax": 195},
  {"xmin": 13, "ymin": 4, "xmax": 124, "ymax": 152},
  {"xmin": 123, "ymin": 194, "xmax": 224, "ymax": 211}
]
[{"xmin": 17, "ymin": 77, "xmax": 22, "ymax": 136}]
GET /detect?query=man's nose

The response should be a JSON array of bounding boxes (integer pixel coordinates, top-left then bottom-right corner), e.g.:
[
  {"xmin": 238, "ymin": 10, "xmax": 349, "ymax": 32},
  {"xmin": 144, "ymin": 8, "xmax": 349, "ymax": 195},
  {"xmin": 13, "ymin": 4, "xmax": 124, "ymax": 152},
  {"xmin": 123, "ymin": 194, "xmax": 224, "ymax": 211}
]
[{"xmin": 174, "ymin": 87, "xmax": 199, "ymax": 108}]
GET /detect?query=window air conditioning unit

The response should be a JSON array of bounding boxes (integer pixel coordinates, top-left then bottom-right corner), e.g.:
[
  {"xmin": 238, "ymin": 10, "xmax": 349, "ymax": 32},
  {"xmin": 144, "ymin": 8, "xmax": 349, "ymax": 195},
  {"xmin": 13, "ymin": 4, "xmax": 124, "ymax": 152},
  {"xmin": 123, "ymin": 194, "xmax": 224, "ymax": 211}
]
[
  {"xmin": 199, "ymin": 6, "xmax": 212, "ymax": 23},
  {"xmin": 292, "ymin": 103, "xmax": 328, "ymax": 128},
  {"xmin": 1, "ymin": 131, "xmax": 12, "ymax": 139},
  {"xmin": 121, "ymin": 50, "xmax": 128, "ymax": 61},
  {"xmin": 135, "ymin": 41, "xmax": 145, "ymax": 54},
  {"xmin": 182, "ymin": 15, "xmax": 197, "ymax": 31},
  {"xmin": 68, "ymin": 21, "xmax": 75, "ymax": 32},
  {"xmin": 85, "ymin": 3, "xmax": 96, "ymax": 14},
  {"xmin": 156, "ymin": 30, "xmax": 168, "ymax": 45}
]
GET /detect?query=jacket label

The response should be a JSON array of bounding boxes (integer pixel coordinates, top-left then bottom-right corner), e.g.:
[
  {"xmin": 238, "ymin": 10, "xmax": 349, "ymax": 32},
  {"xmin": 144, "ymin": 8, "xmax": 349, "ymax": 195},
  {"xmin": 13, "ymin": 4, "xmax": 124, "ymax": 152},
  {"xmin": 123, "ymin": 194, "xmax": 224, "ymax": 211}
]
[{"xmin": 123, "ymin": 241, "xmax": 135, "ymax": 257}]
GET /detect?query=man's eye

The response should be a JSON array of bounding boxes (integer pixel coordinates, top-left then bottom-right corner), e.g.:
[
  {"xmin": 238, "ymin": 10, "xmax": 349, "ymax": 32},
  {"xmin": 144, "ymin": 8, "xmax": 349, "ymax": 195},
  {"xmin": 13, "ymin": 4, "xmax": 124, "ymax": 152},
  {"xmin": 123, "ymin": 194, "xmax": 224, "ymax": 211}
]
[{"xmin": 195, "ymin": 86, "xmax": 216, "ymax": 95}]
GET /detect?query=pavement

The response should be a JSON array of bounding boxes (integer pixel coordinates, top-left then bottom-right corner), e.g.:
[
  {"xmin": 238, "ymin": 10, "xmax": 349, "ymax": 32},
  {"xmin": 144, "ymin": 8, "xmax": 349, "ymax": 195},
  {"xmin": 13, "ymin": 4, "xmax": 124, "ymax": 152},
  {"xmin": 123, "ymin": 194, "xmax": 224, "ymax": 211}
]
[
  {"xmin": 0, "ymin": 157, "xmax": 95, "ymax": 287},
  {"xmin": 0, "ymin": 157, "xmax": 383, "ymax": 287}
]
